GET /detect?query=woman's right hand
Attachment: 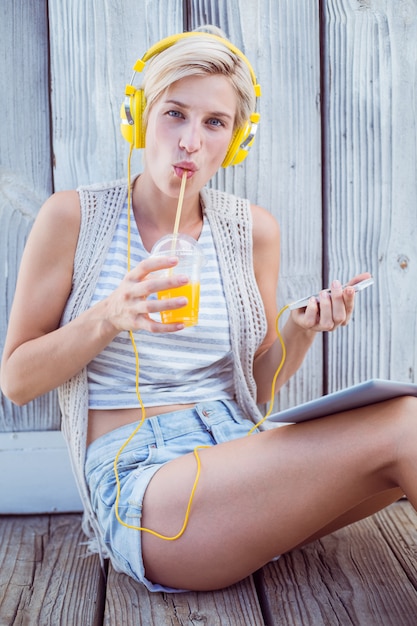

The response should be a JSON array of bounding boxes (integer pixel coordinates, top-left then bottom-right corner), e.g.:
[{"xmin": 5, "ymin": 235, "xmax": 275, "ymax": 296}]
[{"xmin": 104, "ymin": 255, "xmax": 190, "ymax": 333}]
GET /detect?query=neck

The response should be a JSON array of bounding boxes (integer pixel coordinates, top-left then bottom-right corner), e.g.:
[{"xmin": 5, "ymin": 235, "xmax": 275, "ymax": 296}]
[{"xmin": 132, "ymin": 173, "xmax": 203, "ymax": 248}]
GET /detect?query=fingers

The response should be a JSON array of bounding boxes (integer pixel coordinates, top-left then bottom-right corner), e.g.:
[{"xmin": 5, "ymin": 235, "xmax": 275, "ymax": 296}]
[
  {"xmin": 323, "ymin": 280, "xmax": 348, "ymax": 327},
  {"xmin": 129, "ymin": 273, "xmax": 190, "ymax": 332},
  {"xmin": 291, "ymin": 270, "xmax": 372, "ymax": 333},
  {"xmin": 107, "ymin": 256, "xmax": 191, "ymax": 333},
  {"xmin": 128, "ymin": 254, "xmax": 179, "ymax": 283},
  {"xmin": 346, "ymin": 271, "xmax": 372, "ymax": 288},
  {"xmin": 292, "ymin": 280, "xmax": 355, "ymax": 331}
]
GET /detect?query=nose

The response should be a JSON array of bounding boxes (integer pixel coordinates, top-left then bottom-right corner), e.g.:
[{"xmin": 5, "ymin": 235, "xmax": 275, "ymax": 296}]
[{"xmin": 179, "ymin": 122, "xmax": 201, "ymax": 154}]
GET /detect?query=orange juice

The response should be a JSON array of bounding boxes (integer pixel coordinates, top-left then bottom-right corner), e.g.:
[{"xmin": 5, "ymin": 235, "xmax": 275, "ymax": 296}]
[{"xmin": 158, "ymin": 282, "xmax": 201, "ymax": 326}]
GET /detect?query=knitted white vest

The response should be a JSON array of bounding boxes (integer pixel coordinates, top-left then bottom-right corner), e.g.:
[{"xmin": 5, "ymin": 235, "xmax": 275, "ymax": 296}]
[{"xmin": 58, "ymin": 178, "xmax": 267, "ymax": 560}]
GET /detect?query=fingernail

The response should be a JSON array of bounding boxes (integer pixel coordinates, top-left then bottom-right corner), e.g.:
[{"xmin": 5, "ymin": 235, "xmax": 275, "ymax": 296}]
[{"xmin": 332, "ymin": 280, "xmax": 341, "ymax": 289}]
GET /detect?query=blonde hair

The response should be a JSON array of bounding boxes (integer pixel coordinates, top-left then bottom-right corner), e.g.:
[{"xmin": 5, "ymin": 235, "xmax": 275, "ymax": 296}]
[{"xmin": 141, "ymin": 27, "xmax": 256, "ymax": 131}]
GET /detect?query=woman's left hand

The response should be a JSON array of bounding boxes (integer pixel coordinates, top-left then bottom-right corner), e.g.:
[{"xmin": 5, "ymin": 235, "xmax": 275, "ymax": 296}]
[{"xmin": 290, "ymin": 272, "xmax": 372, "ymax": 332}]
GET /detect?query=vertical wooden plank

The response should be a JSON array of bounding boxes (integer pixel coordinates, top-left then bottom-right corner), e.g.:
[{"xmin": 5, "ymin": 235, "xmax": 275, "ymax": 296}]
[
  {"xmin": 0, "ymin": 173, "xmax": 61, "ymax": 431},
  {"xmin": 0, "ymin": 0, "xmax": 52, "ymax": 198},
  {"xmin": 189, "ymin": 0, "xmax": 324, "ymax": 409},
  {"xmin": 49, "ymin": 0, "xmax": 184, "ymax": 191},
  {"xmin": 323, "ymin": 0, "xmax": 417, "ymax": 390},
  {"xmin": 1, "ymin": 2, "xmax": 59, "ymax": 432}
]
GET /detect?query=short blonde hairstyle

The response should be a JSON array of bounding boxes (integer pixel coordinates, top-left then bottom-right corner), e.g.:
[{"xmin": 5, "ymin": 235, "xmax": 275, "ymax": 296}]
[{"xmin": 141, "ymin": 27, "xmax": 257, "ymax": 131}]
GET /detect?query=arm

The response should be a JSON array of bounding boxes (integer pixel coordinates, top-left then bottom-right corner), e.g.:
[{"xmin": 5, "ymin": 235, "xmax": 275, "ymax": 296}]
[
  {"xmin": 1, "ymin": 191, "xmax": 190, "ymax": 405},
  {"xmin": 251, "ymin": 204, "xmax": 368, "ymax": 403},
  {"xmin": 250, "ymin": 204, "xmax": 316, "ymax": 402}
]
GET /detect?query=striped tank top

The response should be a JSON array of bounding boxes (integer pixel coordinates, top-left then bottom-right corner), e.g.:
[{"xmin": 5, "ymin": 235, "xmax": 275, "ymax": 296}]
[{"xmin": 87, "ymin": 199, "xmax": 234, "ymax": 409}]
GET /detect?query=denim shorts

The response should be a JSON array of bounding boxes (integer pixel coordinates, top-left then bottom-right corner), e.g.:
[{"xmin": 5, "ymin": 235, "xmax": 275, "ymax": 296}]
[{"xmin": 85, "ymin": 399, "xmax": 254, "ymax": 592}]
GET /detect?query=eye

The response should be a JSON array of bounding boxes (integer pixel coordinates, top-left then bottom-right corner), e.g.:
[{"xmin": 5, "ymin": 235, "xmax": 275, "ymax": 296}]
[
  {"xmin": 167, "ymin": 109, "xmax": 184, "ymax": 119},
  {"xmin": 207, "ymin": 118, "xmax": 225, "ymax": 128}
]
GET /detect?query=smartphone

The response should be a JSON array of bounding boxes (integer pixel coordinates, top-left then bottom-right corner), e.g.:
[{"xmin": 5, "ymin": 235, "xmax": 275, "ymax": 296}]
[{"xmin": 288, "ymin": 276, "xmax": 374, "ymax": 310}]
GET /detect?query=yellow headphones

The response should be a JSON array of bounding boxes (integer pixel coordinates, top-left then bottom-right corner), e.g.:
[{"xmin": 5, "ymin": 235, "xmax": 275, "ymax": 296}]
[{"xmin": 120, "ymin": 31, "xmax": 261, "ymax": 167}]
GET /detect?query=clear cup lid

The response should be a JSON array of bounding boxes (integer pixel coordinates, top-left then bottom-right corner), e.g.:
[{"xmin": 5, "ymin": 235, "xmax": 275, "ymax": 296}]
[{"xmin": 151, "ymin": 234, "xmax": 205, "ymax": 264}]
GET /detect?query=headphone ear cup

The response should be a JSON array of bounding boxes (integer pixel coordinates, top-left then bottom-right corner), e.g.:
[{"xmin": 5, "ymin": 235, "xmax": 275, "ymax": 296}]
[
  {"xmin": 221, "ymin": 113, "xmax": 260, "ymax": 167},
  {"xmin": 120, "ymin": 89, "xmax": 147, "ymax": 148},
  {"xmin": 222, "ymin": 124, "xmax": 250, "ymax": 168}
]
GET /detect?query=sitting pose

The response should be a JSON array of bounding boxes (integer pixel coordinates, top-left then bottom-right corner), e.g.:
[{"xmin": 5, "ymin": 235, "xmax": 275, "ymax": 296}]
[{"xmin": 1, "ymin": 27, "xmax": 416, "ymax": 593}]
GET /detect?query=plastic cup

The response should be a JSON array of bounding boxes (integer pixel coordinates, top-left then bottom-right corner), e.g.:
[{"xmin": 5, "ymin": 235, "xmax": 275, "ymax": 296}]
[{"xmin": 151, "ymin": 234, "xmax": 205, "ymax": 327}]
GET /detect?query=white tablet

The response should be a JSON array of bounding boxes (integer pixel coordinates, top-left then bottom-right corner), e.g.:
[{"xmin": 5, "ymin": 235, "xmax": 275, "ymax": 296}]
[{"xmin": 268, "ymin": 379, "xmax": 417, "ymax": 423}]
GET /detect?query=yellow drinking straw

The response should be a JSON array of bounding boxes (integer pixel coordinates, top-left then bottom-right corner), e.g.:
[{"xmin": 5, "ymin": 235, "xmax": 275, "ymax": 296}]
[{"xmin": 170, "ymin": 171, "xmax": 188, "ymax": 254}]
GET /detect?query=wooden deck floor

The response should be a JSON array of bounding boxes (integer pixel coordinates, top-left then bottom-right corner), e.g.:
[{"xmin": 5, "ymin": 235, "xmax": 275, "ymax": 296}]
[{"xmin": 1, "ymin": 499, "xmax": 416, "ymax": 625}]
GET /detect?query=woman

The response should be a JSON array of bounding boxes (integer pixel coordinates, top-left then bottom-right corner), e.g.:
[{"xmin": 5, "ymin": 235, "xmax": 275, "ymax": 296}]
[{"xmin": 1, "ymin": 28, "xmax": 417, "ymax": 593}]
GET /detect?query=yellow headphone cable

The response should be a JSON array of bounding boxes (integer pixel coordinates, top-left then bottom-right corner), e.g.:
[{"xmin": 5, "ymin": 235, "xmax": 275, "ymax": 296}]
[{"xmin": 113, "ymin": 145, "xmax": 289, "ymax": 539}]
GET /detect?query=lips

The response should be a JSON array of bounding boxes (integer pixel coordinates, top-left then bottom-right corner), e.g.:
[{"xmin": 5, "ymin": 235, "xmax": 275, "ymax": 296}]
[{"xmin": 173, "ymin": 162, "xmax": 198, "ymax": 179}]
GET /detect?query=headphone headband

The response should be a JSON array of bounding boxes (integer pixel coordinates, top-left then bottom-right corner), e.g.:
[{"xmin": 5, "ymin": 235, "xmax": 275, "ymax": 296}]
[
  {"xmin": 136, "ymin": 32, "xmax": 260, "ymax": 92},
  {"xmin": 120, "ymin": 30, "xmax": 261, "ymax": 167}
]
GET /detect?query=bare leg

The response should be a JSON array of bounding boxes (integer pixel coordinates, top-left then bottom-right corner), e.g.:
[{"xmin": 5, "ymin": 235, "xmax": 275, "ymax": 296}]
[
  {"xmin": 294, "ymin": 487, "xmax": 403, "ymax": 548},
  {"xmin": 141, "ymin": 396, "xmax": 417, "ymax": 590}
]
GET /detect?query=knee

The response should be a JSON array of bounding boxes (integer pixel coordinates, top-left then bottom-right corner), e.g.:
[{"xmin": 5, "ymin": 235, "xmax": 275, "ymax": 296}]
[{"xmin": 386, "ymin": 395, "xmax": 417, "ymax": 458}]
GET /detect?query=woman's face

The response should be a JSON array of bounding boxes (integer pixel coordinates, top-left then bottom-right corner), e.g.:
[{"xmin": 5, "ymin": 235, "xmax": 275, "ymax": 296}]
[{"xmin": 144, "ymin": 74, "xmax": 237, "ymax": 197}]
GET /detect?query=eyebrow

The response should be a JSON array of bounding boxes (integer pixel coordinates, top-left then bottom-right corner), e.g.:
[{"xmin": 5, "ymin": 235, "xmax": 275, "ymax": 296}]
[{"xmin": 165, "ymin": 99, "xmax": 234, "ymax": 121}]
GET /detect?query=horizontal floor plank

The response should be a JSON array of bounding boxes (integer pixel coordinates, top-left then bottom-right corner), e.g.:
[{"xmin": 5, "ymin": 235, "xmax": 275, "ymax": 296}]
[
  {"xmin": 375, "ymin": 499, "xmax": 417, "ymax": 585},
  {"xmin": 106, "ymin": 565, "xmax": 265, "ymax": 625},
  {"xmin": 1, "ymin": 502, "xmax": 416, "ymax": 625},
  {"xmin": 256, "ymin": 501, "xmax": 417, "ymax": 626},
  {"xmin": 0, "ymin": 514, "xmax": 104, "ymax": 626}
]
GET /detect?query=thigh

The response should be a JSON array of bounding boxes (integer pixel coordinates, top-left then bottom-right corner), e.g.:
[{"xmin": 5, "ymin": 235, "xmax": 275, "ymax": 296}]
[
  {"xmin": 142, "ymin": 398, "xmax": 410, "ymax": 590},
  {"xmin": 86, "ymin": 400, "xmax": 254, "ymax": 590}
]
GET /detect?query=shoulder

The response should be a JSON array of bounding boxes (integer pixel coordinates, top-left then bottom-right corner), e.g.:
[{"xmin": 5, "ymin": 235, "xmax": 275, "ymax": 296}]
[
  {"xmin": 251, "ymin": 203, "xmax": 280, "ymax": 247},
  {"xmin": 201, "ymin": 187, "xmax": 249, "ymax": 218},
  {"xmin": 37, "ymin": 189, "xmax": 81, "ymax": 234},
  {"xmin": 202, "ymin": 188, "xmax": 279, "ymax": 234},
  {"xmin": 20, "ymin": 191, "xmax": 82, "ymax": 271},
  {"xmin": 77, "ymin": 178, "xmax": 129, "ymax": 224},
  {"xmin": 38, "ymin": 178, "xmax": 129, "ymax": 233}
]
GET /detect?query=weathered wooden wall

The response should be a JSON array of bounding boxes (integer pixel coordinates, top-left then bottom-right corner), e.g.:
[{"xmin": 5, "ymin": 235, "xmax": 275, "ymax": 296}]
[
  {"xmin": 324, "ymin": 0, "xmax": 417, "ymax": 389},
  {"xmin": 1, "ymin": 0, "xmax": 417, "ymax": 509}
]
